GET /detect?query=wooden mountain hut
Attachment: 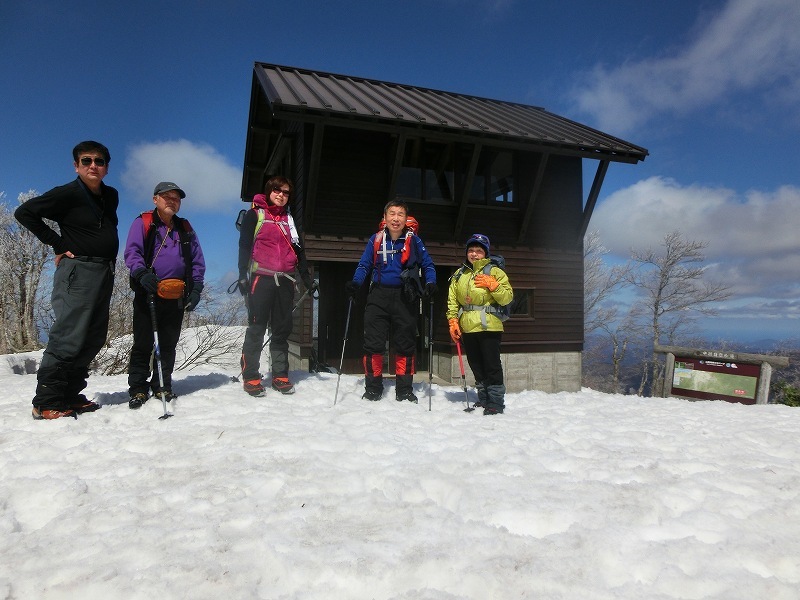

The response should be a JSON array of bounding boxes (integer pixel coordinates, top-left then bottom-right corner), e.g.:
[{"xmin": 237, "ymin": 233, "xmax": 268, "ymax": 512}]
[{"xmin": 241, "ymin": 62, "xmax": 648, "ymax": 392}]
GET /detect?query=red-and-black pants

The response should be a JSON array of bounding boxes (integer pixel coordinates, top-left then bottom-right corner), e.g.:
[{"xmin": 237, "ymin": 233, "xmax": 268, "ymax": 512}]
[{"xmin": 362, "ymin": 285, "xmax": 417, "ymax": 396}]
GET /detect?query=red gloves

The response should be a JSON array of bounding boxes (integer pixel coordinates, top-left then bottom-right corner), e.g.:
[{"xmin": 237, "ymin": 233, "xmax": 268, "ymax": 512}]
[
  {"xmin": 474, "ymin": 274, "xmax": 499, "ymax": 292},
  {"xmin": 448, "ymin": 318, "xmax": 461, "ymax": 342}
]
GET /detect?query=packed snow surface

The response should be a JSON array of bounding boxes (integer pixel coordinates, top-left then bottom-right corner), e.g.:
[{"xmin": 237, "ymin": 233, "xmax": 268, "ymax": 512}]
[{"xmin": 1, "ymin": 347, "xmax": 799, "ymax": 599}]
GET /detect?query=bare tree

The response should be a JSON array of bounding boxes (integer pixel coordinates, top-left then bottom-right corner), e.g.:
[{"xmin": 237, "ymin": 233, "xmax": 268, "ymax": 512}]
[
  {"xmin": 93, "ymin": 279, "xmax": 248, "ymax": 376},
  {"xmin": 583, "ymin": 230, "xmax": 630, "ymax": 335},
  {"xmin": 175, "ymin": 284, "xmax": 246, "ymax": 371},
  {"xmin": 769, "ymin": 340, "xmax": 799, "ymax": 405},
  {"xmin": 602, "ymin": 317, "xmax": 637, "ymax": 393},
  {"xmin": 92, "ymin": 257, "xmax": 135, "ymax": 375},
  {"xmin": 582, "ymin": 231, "xmax": 632, "ymax": 391},
  {"xmin": 627, "ymin": 231, "xmax": 732, "ymax": 396},
  {"xmin": 0, "ymin": 191, "xmax": 51, "ymax": 353},
  {"xmin": 105, "ymin": 256, "xmax": 135, "ymax": 343}
]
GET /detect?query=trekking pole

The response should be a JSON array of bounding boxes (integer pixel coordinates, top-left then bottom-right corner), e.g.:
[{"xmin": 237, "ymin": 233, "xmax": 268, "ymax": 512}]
[
  {"xmin": 456, "ymin": 339, "xmax": 472, "ymax": 412},
  {"xmin": 262, "ymin": 290, "xmax": 308, "ymax": 352},
  {"xmin": 258, "ymin": 288, "xmax": 310, "ymax": 351},
  {"xmin": 333, "ymin": 298, "xmax": 354, "ymax": 406},
  {"xmin": 427, "ymin": 299, "xmax": 434, "ymax": 412},
  {"xmin": 148, "ymin": 294, "xmax": 173, "ymax": 420}
]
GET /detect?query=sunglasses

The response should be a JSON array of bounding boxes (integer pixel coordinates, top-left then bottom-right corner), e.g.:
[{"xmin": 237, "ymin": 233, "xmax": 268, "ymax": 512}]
[
  {"xmin": 79, "ymin": 156, "xmax": 107, "ymax": 167},
  {"xmin": 272, "ymin": 187, "xmax": 291, "ymax": 197}
]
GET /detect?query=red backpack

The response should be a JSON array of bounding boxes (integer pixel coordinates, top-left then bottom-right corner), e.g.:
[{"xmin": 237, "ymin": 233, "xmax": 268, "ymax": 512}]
[{"xmin": 372, "ymin": 216, "xmax": 419, "ymax": 265}]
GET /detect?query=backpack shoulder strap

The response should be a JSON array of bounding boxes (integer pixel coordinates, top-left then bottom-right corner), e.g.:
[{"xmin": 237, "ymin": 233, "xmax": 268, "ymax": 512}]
[
  {"xmin": 171, "ymin": 215, "xmax": 192, "ymax": 238},
  {"xmin": 372, "ymin": 228, "xmax": 386, "ymax": 264},
  {"xmin": 177, "ymin": 216, "xmax": 193, "ymax": 233},
  {"xmin": 403, "ymin": 230, "xmax": 417, "ymax": 267},
  {"xmin": 140, "ymin": 211, "xmax": 158, "ymax": 267},
  {"xmin": 253, "ymin": 207, "xmax": 266, "ymax": 238},
  {"xmin": 172, "ymin": 215, "xmax": 194, "ymax": 288},
  {"xmin": 140, "ymin": 210, "xmax": 154, "ymax": 233},
  {"xmin": 141, "ymin": 212, "xmax": 194, "ymax": 289},
  {"xmin": 451, "ymin": 264, "xmax": 468, "ymax": 283}
]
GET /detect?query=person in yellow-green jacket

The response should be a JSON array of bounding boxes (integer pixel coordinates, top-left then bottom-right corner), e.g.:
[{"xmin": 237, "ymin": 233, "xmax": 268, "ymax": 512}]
[{"xmin": 446, "ymin": 233, "xmax": 513, "ymax": 415}]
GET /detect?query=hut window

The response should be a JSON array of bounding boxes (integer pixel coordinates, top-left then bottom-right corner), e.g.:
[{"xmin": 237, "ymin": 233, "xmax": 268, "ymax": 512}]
[
  {"xmin": 509, "ymin": 289, "xmax": 534, "ymax": 319},
  {"xmin": 397, "ymin": 139, "xmax": 455, "ymax": 203},
  {"xmin": 468, "ymin": 149, "xmax": 515, "ymax": 206}
]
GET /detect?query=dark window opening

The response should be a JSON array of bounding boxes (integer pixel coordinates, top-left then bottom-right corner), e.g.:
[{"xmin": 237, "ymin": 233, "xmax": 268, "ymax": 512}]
[
  {"xmin": 508, "ymin": 289, "xmax": 534, "ymax": 318},
  {"xmin": 397, "ymin": 140, "xmax": 516, "ymax": 207},
  {"xmin": 397, "ymin": 139, "xmax": 455, "ymax": 203},
  {"xmin": 468, "ymin": 149, "xmax": 514, "ymax": 206}
]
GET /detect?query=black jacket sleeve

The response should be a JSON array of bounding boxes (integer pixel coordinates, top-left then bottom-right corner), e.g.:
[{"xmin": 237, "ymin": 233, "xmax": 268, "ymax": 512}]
[
  {"xmin": 293, "ymin": 242, "xmax": 313, "ymax": 288},
  {"xmin": 237, "ymin": 209, "xmax": 258, "ymax": 279},
  {"xmin": 14, "ymin": 186, "xmax": 69, "ymax": 254}
]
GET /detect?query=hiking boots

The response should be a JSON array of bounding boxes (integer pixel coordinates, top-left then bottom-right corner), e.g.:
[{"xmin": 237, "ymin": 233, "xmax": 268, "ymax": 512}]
[
  {"xmin": 396, "ymin": 390, "xmax": 418, "ymax": 404},
  {"xmin": 362, "ymin": 389, "xmax": 382, "ymax": 401},
  {"xmin": 271, "ymin": 377, "xmax": 295, "ymax": 395},
  {"xmin": 32, "ymin": 406, "xmax": 75, "ymax": 420},
  {"xmin": 483, "ymin": 407, "xmax": 504, "ymax": 415},
  {"xmin": 244, "ymin": 379, "xmax": 266, "ymax": 397},
  {"xmin": 153, "ymin": 389, "xmax": 177, "ymax": 402},
  {"xmin": 68, "ymin": 395, "xmax": 101, "ymax": 414},
  {"xmin": 128, "ymin": 392, "xmax": 149, "ymax": 410}
]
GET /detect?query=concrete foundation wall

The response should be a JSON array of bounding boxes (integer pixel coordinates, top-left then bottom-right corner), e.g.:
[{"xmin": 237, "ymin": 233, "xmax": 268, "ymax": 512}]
[
  {"xmin": 436, "ymin": 350, "xmax": 582, "ymax": 394},
  {"xmin": 288, "ymin": 342, "xmax": 309, "ymax": 373},
  {"xmin": 290, "ymin": 342, "xmax": 581, "ymax": 394}
]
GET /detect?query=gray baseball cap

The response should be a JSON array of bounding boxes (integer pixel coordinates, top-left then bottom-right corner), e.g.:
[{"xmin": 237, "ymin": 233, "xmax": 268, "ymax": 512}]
[{"xmin": 153, "ymin": 181, "xmax": 186, "ymax": 198}]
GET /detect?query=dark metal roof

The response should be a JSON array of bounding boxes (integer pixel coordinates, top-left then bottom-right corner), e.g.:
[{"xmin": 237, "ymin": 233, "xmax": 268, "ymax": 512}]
[{"xmin": 253, "ymin": 62, "xmax": 648, "ymax": 163}]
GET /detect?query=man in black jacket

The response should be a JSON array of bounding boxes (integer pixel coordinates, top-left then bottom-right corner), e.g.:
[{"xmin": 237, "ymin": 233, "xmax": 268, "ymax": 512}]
[{"xmin": 15, "ymin": 140, "xmax": 119, "ymax": 420}]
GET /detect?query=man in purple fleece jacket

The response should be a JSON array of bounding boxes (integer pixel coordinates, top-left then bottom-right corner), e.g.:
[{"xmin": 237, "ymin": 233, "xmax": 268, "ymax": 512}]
[{"xmin": 124, "ymin": 181, "xmax": 205, "ymax": 409}]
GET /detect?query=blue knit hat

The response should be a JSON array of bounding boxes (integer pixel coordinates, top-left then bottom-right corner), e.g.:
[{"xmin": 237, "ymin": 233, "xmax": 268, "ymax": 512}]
[{"xmin": 465, "ymin": 233, "xmax": 490, "ymax": 256}]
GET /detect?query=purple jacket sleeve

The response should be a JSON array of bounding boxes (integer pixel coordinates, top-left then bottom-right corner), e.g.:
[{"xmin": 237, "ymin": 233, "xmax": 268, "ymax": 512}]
[{"xmin": 123, "ymin": 217, "xmax": 147, "ymax": 274}]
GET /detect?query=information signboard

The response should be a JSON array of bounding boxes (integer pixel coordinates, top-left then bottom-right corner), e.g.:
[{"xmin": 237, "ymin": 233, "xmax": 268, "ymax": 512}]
[{"xmin": 671, "ymin": 357, "xmax": 761, "ymax": 404}]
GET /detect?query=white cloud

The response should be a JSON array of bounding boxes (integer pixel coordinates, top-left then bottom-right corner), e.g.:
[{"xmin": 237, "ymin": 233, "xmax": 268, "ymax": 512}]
[
  {"xmin": 120, "ymin": 139, "xmax": 241, "ymax": 211},
  {"xmin": 592, "ymin": 176, "xmax": 800, "ymax": 300},
  {"xmin": 571, "ymin": 0, "xmax": 800, "ymax": 134}
]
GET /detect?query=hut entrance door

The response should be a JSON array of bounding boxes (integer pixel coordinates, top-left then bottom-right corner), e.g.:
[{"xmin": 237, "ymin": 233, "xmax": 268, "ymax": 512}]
[{"xmin": 316, "ymin": 262, "xmax": 430, "ymax": 376}]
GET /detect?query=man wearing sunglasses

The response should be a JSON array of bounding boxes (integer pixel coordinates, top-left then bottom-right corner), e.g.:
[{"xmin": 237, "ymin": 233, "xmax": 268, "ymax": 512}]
[{"xmin": 15, "ymin": 140, "xmax": 119, "ymax": 420}]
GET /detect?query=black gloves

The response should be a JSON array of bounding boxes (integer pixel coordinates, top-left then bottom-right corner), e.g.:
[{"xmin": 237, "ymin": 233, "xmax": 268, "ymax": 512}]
[
  {"xmin": 423, "ymin": 282, "xmax": 437, "ymax": 299},
  {"xmin": 133, "ymin": 267, "xmax": 159, "ymax": 295},
  {"xmin": 237, "ymin": 277, "xmax": 249, "ymax": 296},
  {"xmin": 185, "ymin": 283, "xmax": 203, "ymax": 312},
  {"xmin": 302, "ymin": 273, "xmax": 319, "ymax": 294},
  {"xmin": 345, "ymin": 280, "xmax": 360, "ymax": 298}
]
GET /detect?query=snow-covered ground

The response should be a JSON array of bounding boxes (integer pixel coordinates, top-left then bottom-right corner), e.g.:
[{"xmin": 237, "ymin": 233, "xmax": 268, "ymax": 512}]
[{"xmin": 1, "ymin": 341, "xmax": 799, "ymax": 599}]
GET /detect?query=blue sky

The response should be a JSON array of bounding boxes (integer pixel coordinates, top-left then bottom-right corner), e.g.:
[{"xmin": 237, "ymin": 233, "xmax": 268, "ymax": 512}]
[{"xmin": 1, "ymin": 0, "xmax": 799, "ymax": 343}]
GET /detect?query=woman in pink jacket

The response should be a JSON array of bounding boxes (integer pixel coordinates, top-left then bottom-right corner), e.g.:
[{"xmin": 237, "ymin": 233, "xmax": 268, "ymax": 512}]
[{"xmin": 237, "ymin": 176, "xmax": 315, "ymax": 397}]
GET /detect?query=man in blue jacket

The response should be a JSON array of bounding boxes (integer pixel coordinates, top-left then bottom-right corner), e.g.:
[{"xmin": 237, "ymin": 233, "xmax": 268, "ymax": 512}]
[
  {"xmin": 15, "ymin": 141, "xmax": 119, "ymax": 420},
  {"xmin": 346, "ymin": 200, "xmax": 436, "ymax": 403}
]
